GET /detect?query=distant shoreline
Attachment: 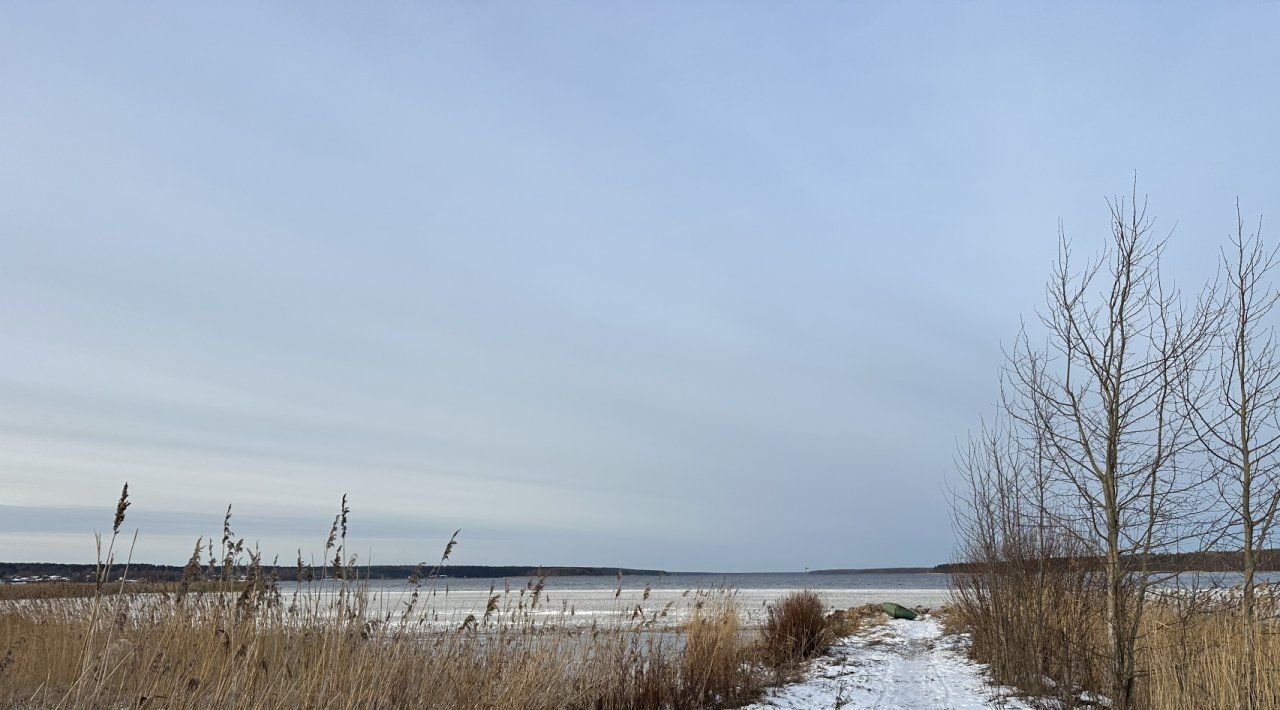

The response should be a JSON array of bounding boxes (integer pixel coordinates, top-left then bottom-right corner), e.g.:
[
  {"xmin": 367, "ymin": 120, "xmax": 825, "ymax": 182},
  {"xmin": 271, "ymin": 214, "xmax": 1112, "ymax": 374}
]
[
  {"xmin": 2, "ymin": 562, "xmax": 951, "ymax": 583},
  {"xmin": 0, "ymin": 562, "xmax": 667, "ymax": 583},
  {"xmin": 10, "ymin": 554, "xmax": 1273, "ymax": 583},
  {"xmin": 807, "ymin": 567, "xmax": 936, "ymax": 574}
]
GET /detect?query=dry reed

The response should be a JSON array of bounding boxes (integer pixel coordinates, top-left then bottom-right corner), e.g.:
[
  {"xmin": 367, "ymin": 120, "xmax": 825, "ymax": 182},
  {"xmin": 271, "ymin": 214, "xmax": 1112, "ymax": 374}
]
[
  {"xmin": 0, "ymin": 490, "xmax": 840, "ymax": 709},
  {"xmin": 949, "ymin": 570, "xmax": 1280, "ymax": 709}
]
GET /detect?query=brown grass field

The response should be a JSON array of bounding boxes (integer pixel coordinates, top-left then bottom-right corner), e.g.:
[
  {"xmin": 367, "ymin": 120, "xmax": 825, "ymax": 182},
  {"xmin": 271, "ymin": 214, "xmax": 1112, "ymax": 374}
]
[{"xmin": 0, "ymin": 489, "xmax": 841, "ymax": 709}]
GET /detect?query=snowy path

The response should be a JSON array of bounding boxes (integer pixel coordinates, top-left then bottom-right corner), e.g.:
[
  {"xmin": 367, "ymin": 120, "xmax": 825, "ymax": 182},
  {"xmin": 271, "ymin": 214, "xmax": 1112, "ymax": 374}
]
[{"xmin": 744, "ymin": 617, "xmax": 1032, "ymax": 709}]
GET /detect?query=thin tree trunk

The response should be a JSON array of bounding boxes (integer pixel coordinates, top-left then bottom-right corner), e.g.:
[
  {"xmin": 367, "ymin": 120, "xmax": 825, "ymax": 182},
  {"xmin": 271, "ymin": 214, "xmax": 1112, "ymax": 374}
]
[
  {"xmin": 1242, "ymin": 526, "xmax": 1256, "ymax": 710},
  {"xmin": 1238, "ymin": 258, "xmax": 1258, "ymax": 710}
]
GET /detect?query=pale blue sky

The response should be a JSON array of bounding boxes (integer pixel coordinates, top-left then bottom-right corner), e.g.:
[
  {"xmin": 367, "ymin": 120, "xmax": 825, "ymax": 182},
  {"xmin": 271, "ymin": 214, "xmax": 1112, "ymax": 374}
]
[{"xmin": 1, "ymin": 3, "xmax": 1277, "ymax": 570}]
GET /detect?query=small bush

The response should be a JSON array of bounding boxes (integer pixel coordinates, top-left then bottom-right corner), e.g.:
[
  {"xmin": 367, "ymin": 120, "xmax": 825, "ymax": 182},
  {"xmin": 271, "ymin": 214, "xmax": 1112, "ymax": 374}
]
[{"xmin": 761, "ymin": 590, "xmax": 831, "ymax": 665}]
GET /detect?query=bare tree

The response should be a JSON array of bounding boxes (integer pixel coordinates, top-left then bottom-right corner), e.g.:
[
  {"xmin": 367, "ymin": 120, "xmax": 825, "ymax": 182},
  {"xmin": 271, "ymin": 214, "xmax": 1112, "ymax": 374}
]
[
  {"xmin": 1008, "ymin": 188, "xmax": 1214, "ymax": 709},
  {"xmin": 1183, "ymin": 205, "xmax": 1280, "ymax": 710}
]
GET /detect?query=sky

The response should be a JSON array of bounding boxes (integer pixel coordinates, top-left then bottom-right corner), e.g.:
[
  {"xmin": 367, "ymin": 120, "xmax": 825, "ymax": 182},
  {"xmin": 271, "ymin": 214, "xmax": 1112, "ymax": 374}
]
[{"xmin": 2, "ymin": 3, "xmax": 1278, "ymax": 571}]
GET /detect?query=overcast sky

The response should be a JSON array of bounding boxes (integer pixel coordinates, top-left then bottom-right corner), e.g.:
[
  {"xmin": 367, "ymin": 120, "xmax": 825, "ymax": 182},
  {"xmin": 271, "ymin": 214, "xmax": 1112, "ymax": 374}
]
[{"xmin": 2, "ymin": 3, "xmax": 1278, "ymax": 570}]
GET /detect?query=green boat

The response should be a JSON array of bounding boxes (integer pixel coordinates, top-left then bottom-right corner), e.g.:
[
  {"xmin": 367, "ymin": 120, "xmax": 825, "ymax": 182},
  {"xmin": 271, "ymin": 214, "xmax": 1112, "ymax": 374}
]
[{"xmin": 881, "ymin": 602, "xmax": 918, "ymax": 620}]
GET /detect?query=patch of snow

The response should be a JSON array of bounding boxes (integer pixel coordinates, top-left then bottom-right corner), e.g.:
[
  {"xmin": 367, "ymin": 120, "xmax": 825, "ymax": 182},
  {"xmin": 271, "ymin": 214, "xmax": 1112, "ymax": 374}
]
[
  {"xmin": 745, "ymin": 616, "xmax": 1034, "ymax": 709},
  {"xmin": 1076, "ymin": 690, "xmax": 1111, "ymax": 707}
]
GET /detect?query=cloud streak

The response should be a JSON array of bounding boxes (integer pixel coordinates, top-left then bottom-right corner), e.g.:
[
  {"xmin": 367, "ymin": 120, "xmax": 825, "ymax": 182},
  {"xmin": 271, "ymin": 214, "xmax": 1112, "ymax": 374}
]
[{"xmin": 1, "ymin": 3, "xmax": 1277, "ymax": 570}]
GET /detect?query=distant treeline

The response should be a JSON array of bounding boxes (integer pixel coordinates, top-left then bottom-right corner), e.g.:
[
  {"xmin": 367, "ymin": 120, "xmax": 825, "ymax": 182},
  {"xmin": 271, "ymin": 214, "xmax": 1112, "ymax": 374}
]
[
  {"xmin": 807, "ymin": 567, "xmax": 934, "ymax": 574},
  {"xmin": 934, "ymin": 549, "xmax": 1280, "ymax": 575},
  {"xmin": 0, "ymin": 562, "xmax": 666, "ymax": 583}
]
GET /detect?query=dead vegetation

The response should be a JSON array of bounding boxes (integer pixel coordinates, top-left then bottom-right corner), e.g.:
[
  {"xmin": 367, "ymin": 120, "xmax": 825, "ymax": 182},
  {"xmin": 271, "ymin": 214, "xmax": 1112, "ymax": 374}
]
[
  {"xmin": 952, "ymin": 187, "xmax": 1280, "ymax": 709},
  {"xmin": 760, "ymin": 590, "xmax": 833, "ymax": 666},
  {"xmin": 0, "ymin": 487, "xmax": 840, "ymax": 709}
]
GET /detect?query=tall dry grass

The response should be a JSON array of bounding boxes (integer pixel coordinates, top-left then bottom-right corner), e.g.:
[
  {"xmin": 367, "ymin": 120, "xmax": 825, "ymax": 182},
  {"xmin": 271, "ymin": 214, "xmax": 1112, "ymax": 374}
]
[
  {"xmin": 0, "ymin": 488, "xmax": 837, "ymax": 709},
  {"xmin": 1135, "ymin": 586, "xmax": 1280, "ymax": 710},
  {"xmin": 949, "ymin": 568, "xmax": 1280, "ymax": 709}
]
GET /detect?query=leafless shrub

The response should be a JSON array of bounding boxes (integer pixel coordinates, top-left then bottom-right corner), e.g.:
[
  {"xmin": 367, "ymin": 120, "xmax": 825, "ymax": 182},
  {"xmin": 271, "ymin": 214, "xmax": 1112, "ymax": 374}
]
[{"xmin": 760, "ymin": 590, "xmax": 832, "ymax": 666}]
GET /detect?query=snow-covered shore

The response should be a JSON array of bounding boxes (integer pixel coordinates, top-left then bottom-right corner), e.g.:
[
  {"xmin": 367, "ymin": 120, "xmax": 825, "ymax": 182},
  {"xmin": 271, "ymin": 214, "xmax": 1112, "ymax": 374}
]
[{"xmin": 745, "ymin": 616, "xmax": 1032, "ymax": 709}]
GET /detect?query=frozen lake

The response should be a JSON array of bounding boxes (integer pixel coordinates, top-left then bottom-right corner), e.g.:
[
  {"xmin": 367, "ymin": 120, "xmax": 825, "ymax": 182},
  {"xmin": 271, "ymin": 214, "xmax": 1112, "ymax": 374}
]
[
  {"xmin": 292, "ymin": 571, "xmax": 952, "ymax": 629},
  {"xmin": 279, "ymin": 569, "xmax": 1280, "ymax": 630}
]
